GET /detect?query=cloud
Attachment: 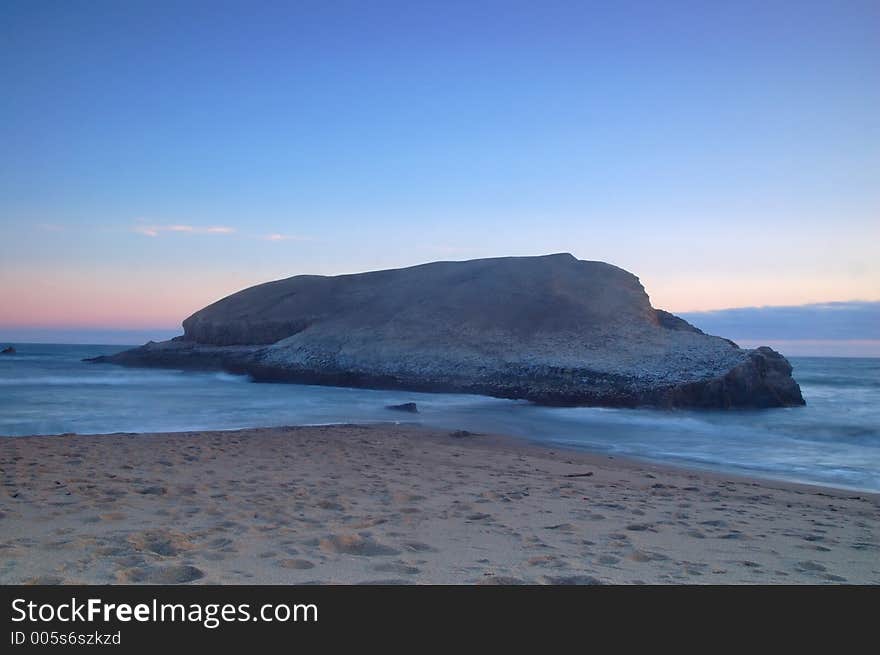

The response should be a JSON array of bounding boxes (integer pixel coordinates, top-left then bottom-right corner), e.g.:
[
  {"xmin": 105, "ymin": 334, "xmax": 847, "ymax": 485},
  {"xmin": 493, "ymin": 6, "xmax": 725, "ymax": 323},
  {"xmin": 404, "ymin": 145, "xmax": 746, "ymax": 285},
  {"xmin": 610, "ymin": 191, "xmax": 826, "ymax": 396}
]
[
  {"xmin": 262, "ymin": 233, "xmax": 309, "ymax": 242},
  {"xmin": 679, "ymin": 301, "xmax": 880, "ymax": 341},
  {"xmin": 133, "ymin": 224, "xmax": 236, "ymax": 237},
  {"xmin": 131, "ymin": 222, "xmax": 307, "ymax": 243}
]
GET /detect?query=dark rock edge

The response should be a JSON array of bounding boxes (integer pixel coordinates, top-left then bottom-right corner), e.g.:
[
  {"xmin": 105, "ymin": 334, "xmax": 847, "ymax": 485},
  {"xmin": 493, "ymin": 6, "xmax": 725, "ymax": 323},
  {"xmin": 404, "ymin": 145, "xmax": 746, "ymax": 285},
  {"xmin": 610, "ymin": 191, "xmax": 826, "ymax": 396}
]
[{"xmin": 86, "ymin": 344, "xmax": 805, "ymax": 409}]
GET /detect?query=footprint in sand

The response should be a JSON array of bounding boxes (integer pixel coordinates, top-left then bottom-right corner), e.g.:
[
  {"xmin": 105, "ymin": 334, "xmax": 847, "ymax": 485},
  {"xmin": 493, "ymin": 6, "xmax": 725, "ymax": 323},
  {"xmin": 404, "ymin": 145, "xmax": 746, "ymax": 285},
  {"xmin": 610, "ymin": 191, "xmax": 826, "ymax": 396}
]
[
  {"xmin": 23, "ymin": 575, "xmax": 65, "ymax": 585},
  {"xmin": 628, "ymin": 549, "xmax": 668, "ymax": 563},
  {"xmin": 278, "ymin": 559, "xmax": 315, "ymax": 570},
  {"xmin": 319, "ymin": 534, "xmax": 399, "ymax": 556},
  {"xmin": 94, "ymin": 544, "xmax": 132, "ymax": 557},
  {"xmin": 373, "ymin": 562, "xmax": 420, "ymax": 575},
  {"xmin": 99, "ymin": 512, "xmax": 127, "ymax": 521},
  {"xmin": 138, "ymin": 486, "xmax": 167, "ymax": 496},
  {"xmin": 128, "ymin": 529, "xmax": 194, "ymax": 557},
  {"xmin": 115, "ymin": 555, "xmax": 146, "ymax": 568},
  {"xmin": 392, "ymin": 492, "xmax": 426, "ymax": 504},
  {"xmin": 201, "ymin": 552, "xmax": 228, "ymax": 561},
  {"xmin": 527, "ymin": 555, "xmax": 563, "ymax": 568},
  {"xmin": 118, "ymin": 565, "xmax": 204, "ymax": 584},
  {"xmin": 795, "ymin": 560, "xmax": 827, "ymax": 573}
]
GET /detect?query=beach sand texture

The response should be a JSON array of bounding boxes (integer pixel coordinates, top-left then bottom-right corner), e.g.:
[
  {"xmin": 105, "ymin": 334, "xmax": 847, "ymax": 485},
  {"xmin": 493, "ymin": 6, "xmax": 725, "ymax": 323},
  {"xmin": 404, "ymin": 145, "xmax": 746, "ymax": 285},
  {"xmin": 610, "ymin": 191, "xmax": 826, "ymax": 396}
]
[{"xmin": 1, "ymin": 425, "xmax": 878, "ymax": 584}]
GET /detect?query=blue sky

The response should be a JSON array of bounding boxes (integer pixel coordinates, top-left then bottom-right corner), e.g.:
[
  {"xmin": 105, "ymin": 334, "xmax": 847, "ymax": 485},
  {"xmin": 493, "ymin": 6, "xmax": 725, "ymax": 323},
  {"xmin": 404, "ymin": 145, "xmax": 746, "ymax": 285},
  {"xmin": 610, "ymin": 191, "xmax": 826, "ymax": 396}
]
[{"xmin": 1, "ymin": 1, "xmax": 878, "ymax": 348}]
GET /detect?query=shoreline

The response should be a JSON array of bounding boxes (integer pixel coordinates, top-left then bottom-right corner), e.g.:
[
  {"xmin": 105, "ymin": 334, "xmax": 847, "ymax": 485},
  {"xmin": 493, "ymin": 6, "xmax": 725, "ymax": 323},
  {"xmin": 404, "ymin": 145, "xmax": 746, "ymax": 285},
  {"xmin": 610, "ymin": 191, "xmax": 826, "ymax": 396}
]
[
  {"xmin": 1, "ymin": 424, "xmax": 878, "ymax": 584},
  {"xmin": 4, "ymin": 420, "xmax": 877, "ymax": 497}
]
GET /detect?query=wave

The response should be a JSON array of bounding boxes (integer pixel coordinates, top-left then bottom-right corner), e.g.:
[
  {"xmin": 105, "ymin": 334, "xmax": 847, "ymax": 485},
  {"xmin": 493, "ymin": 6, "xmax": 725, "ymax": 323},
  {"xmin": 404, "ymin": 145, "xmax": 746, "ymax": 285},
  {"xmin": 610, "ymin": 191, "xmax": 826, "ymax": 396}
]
[
  {"xmin": 0, "ymin": 370, "xmax": 250, "ymax": 387},
  {"xmin": 211, "ymin": 372, "xmax": 250, "ymax": 383},
  {"xmin": 0, "ymin": 374, "xmax": 190, "ymax": 386}
]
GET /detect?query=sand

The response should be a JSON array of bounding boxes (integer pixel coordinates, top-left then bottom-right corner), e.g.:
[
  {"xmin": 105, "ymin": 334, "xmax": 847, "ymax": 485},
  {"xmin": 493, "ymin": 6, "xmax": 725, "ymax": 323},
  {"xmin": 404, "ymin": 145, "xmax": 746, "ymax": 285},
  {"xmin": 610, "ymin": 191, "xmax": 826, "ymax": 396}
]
[{"xmin": 1, "ymin": 424, "xmax": 878, "ymax": 584}]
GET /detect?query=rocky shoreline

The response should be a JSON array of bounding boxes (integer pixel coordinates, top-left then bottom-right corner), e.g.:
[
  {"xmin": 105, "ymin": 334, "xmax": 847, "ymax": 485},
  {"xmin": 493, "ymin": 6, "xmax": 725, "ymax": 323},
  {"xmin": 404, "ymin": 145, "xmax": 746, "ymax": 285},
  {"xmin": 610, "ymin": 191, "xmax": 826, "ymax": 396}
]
[{"xmin": 89, "ymin": 339, "xmax": 803, "ymax": 408}]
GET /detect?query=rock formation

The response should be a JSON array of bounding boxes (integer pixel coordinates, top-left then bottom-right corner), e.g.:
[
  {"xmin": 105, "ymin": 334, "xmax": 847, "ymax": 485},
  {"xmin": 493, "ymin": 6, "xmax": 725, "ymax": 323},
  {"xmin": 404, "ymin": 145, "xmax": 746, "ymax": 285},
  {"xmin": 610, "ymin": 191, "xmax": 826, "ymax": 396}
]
[
  {"xmin": 386, "ymin": 402, "xmax": 419, "ymax": 413},
  {"xmin": 89, "ymin": 254, "xmax": 805, "ymax": 408}
]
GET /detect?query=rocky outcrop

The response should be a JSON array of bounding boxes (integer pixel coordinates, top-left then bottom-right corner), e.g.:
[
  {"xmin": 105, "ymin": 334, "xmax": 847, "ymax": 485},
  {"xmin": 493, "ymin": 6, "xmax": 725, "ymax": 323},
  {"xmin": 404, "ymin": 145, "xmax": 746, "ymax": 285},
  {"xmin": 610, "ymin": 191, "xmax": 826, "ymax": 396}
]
[
  {"xmin": 89, "ymin": 254, "xmax": 805, "ymax": 408},
  {"xmin": 386, "ymin": 402, "xmax": 419, "ymax": 413},
  {"xmin": 666, "ymin": 347, "xmax": 804, "ymax": 408}
]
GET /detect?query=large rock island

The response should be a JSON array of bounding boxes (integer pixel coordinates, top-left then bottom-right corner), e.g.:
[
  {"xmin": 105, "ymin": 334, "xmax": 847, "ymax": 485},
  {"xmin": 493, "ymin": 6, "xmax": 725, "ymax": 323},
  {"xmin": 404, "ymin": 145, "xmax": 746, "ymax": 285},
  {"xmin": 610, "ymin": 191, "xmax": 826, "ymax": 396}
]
[{"xmin": 90, "ymin": 254, "xmax": 804, "ymax": 408}]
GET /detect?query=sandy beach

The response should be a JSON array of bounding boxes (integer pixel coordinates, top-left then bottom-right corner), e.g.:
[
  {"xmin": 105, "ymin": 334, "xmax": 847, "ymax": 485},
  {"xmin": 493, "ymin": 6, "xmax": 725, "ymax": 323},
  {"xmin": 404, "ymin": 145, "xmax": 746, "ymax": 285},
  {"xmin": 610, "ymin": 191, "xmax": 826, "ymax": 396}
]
[{"xmin": 1, "ymin": 424, "xmax": 877, "ymax": 584}]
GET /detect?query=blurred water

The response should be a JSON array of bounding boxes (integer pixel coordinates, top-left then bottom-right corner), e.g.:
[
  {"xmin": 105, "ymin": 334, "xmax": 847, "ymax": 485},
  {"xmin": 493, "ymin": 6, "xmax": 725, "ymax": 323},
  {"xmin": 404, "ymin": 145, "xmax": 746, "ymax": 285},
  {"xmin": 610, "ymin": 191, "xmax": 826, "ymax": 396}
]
[{"xmin": 1, "ymin": 343, "xmax": 878, "ymax": 492}]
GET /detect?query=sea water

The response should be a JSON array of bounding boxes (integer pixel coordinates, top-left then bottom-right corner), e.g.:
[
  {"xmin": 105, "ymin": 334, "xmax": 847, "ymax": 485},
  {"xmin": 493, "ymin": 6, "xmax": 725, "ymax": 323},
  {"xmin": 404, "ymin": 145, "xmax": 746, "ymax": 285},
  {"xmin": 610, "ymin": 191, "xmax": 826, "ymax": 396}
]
[{"xmin": 1, "ymin": 343, "xmax": 878, "ymax": 492}]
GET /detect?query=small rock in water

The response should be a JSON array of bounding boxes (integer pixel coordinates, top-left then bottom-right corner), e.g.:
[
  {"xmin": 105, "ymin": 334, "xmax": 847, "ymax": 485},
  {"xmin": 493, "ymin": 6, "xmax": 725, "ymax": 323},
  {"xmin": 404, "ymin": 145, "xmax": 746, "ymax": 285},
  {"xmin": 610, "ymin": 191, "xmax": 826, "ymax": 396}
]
[
  {"xmin": 386, "ymin": 402, "xmax": 418, "ymax": 413},
  {"xmin": 450, "ymin": 430, "xmax": 477, "ymax": 438}
]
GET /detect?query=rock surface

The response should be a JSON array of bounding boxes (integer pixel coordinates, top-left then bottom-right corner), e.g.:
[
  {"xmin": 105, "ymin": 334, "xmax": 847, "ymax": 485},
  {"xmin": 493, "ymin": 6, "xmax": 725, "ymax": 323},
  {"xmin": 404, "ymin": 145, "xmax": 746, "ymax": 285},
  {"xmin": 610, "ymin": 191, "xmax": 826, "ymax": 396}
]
[
  {"xmin": 386, "ymin": 402, "xmax": 419, "ymax": 413},
  {"xmin": 89, "ymin": 254, "xmax": 805, "ymax": 408}
]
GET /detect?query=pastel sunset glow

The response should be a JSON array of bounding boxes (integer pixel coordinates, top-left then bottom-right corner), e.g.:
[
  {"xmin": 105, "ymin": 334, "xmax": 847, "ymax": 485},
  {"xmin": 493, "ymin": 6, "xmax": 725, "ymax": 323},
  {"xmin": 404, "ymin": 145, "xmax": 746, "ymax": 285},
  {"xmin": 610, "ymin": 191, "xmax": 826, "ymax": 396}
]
[{"xmin": 1, "ymin": 2, "xmax": 878, "ymax": 345}]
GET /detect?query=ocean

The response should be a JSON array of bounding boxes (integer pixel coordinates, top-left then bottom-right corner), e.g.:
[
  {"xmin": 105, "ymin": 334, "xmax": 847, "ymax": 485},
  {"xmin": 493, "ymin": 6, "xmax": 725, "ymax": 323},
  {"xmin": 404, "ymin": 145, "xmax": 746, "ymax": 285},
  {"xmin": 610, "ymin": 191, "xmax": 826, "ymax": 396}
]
[{"xmin": 1, "ymin": 343, "xmax": 878, "ymax": 493}]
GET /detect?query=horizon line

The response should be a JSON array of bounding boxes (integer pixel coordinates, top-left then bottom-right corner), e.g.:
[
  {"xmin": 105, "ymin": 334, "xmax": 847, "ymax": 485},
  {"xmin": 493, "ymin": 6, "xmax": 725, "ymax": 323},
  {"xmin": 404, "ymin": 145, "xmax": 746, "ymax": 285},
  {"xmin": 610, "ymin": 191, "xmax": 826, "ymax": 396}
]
[{"xmin": 3, "ymin": 297, "xmax": 880, "ymax": 332}]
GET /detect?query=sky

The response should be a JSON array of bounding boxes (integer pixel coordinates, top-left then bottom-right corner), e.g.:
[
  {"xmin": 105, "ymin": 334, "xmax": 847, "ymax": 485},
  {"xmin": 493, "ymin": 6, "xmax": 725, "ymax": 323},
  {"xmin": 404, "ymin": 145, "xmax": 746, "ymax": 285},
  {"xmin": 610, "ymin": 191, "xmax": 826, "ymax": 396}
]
[
  {"xmin": 1, "ymin": 1, "xmax": 878, "ymax": 349},
  {"xmin": 680, "ymin": 301, "xmax": 880, "ymax": 356}
]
